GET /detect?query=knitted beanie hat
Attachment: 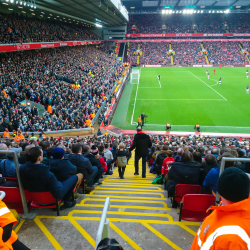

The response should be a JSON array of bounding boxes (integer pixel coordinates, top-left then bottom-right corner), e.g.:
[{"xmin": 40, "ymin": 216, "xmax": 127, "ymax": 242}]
[
  {"xmin": 90, "ymin": 145, "xmax": 99, "ymax": 155},
  {"xmin": 52, "ymin": 148, "xmax": 65, "ymax": 159},
  {"xmin": 217, "ymin": 167, "xmax": 249, "ymax": 202}
]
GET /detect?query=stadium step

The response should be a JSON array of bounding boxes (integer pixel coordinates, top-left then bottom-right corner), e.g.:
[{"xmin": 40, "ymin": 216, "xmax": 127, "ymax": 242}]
[
  {"xmin": 15, "ymin": 155, "xmax": 200, "ymax": 250},
  {"xmin": 169, "ymin": 43, "xmax": 174, "ymax": 65},
  {"xmin": 239, "ymin": 43, "xmax": 250, "ymax": 63}
]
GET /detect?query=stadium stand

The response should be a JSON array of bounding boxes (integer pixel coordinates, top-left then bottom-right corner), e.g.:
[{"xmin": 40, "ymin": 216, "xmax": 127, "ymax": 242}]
[
  {"xmin": 0, "ymin": 43, "xmax": 125, "ymax": 132},
  {"xmin": 0, "ymin": 12, "xmax": 100, "ymax": 44}
]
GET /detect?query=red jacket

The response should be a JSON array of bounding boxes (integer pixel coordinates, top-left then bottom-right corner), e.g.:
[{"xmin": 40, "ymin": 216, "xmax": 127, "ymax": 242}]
[
  {"xmin": 161, "ymin": 157, "xmax": 175, "ymax": 176},
  {"xmin": 99, "ymin": 157, "xmax": 107, "ymax": 172}
]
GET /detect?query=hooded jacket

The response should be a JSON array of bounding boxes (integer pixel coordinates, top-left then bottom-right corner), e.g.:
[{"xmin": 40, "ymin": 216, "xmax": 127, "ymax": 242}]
[
  {"xmin": 20, "ymin": 162, "xmax": 64, "ymax": 200},
  {"xmin": 67, "ymin": 153, "xmax": 93, "ymax": 180},
  {"xmin": 104, "ymin": 148, "xmax": 113, "ymax": 161},
  {"xmin": 166, "ymin": 161, "xmax": 201, "ymax": 193},
  {"xmin": 49, "ymin": 159, "xmax": 77, "ymax": 181}
]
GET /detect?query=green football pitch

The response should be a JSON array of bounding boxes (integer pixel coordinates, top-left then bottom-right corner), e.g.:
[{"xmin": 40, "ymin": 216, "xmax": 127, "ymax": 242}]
[{"xmin": 111, "ymin": 67, "xmax": 250, "ymax": 134}]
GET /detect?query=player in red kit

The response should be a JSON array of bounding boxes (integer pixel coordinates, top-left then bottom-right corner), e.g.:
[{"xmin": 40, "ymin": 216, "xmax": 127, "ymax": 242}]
[
  {"xmin": 214, "ymin": 69, "xmax": 216, "ymax": 75},
  {"xmin": 219, "ymin": 64, "xmax": 221, "ymax": 69}
]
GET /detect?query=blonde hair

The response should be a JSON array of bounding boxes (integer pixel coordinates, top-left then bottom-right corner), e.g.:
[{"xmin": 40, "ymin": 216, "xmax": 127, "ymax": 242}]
[{"xmin": 119, "ymin": 142, "xmax": 125, "ymax": 149}]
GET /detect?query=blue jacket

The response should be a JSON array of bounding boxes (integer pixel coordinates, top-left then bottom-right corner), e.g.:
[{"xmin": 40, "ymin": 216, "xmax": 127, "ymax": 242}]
[
  {"xmin": 20, "ymin": 162, "xmax": 64, "ymax": 200},
  {"xmin": 49, "ymin": 159, "xmax": 77, "ymax": 181},
  {"xmin": 203, "ymin": 167, "xmax": 220, "ymax": 194},
  {"xmin": 0, "ymin": 158, "xmax": 17, "ymax": 178}
]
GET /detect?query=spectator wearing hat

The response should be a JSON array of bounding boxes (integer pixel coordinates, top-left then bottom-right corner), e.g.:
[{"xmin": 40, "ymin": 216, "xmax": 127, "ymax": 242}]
[
  {"xmin": 203, "ymin": 152, "xmax": 235, "ymax": 195},
  {"xmin": 49, "ymin": 148, "xmax": 77, "ymax": 182},
  {"xmin": 84, "ymin": 145, "xmax": 104, "ymax": 185},
  {"xmin": 191, "ymin": 167, "xmax": 250, "ymax": 250}
]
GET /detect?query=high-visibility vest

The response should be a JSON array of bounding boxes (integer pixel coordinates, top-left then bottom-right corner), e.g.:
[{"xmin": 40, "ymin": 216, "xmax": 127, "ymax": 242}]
[
  {"xmin": 166, "ymin": 123, "xmax": 170, "ymax": 127},
  {"xmin": 0, "ymin": 199, "xmax": 18, "ymax": 249},
  {"xmin": 191, "ymin": 196, "xmax": 250, "ymax": 250},
  {"xmin": 85, "ymin": 120, "xmax": 91, "ymax": 127},
  {"xmin": 3, "ymin": 132, "xmax": 10, "ymax": 138},
  {"xmin": 196, "ymin": 124, "xmax": 199, "ymax": 128},
  {"xmin": 30, "ymin": 136, "xmax": 38, "ymax": 141},
  {"xmin": 138, "ymin": 117, "xmax": 141, "ymax": 123}
]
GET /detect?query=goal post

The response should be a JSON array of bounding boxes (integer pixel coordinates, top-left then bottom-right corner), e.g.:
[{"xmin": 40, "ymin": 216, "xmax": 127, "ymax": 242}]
[{"xmin": 130, "ymin": 68, "xmax": 140, "ymax": 84}]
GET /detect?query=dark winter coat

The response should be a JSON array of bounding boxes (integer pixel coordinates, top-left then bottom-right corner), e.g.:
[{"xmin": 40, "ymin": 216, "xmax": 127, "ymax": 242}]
[
  {"xmin": 200, "ymin": 162, "xmax": 220, "ymax": 185},
  {"xmin": 20, "ymin": 162, "xmax": 64, "ymax": 200},
  {"xmin": 129, "ymin": 132, "xmax": 152, "ymax": 157},
  {"xmin": 49, "ymin": 159, "xmax": 77, "ymax": 181},
  {"xmin": 84, "ymin": 153, "xmax": 102, "ymax": 170},
  {"xmin": 67, "ymin": 153, "xmax": 93, "ymax": 180},
  {"xmin": 166, "ymin": 161, "xmax": 201, "ymax": 193}
]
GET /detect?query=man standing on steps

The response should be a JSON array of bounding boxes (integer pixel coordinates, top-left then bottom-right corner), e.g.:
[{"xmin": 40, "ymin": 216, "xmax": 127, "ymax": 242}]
[{"xmin": 129, "ymin": 128, "xmax": 152, "ymax": 178}]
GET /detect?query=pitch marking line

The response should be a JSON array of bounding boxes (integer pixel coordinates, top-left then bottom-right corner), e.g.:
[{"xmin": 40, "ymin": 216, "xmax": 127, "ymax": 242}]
[
  {"xmin": 188, "ymin": 71, "xmax": 227, "ymax": 101},
  {"xmin": 131, "ymin": 83, "xmax": 139, "ymax": 125},
  {"xmin": 136, "ymin": 99, "xmax": 225, "ymax": 101},
  {"xmin": 199, "ymin": 77, "xmax": 219, "ymax": 86}
]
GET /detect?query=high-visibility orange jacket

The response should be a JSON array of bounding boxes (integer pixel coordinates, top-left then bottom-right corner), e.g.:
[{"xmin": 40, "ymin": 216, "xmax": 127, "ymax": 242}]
[
  {"xmin": 14, "ymin": 133, "xmax": 24, "ymax": 142},
  {"xmin": 47, "ymin": 105, "xmax": 52, "ymax": 114},
  {"xmin": 3, "ymin": 132, "xmax": 10, "ymax": 139},
  {"xmin": 191, "ymin": 196, "xmax": 250, "ymax": 250},
  {"xmin": 0, "ymin": 199, "xmax": 18, "ymax": 249},
  {"xmin": 85, "ymin": 119, "xmax": 91, "ymax": 127}
]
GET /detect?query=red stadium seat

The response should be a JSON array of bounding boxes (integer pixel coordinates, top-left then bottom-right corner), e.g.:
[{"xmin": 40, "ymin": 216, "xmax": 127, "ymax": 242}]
[
  {"xmin": 0, "ymin": 187, "xmax": 30, "ymax": 213},
  {"xmin": 24, "ymin": 190, "xmax": 61, "ymax": 216},
  {"xmin": 179, "ymin": 194, "xmax": 215, "ymax": 222},
  {"xmin": 172, "ymin": 184, "xmax": 202, "ymax": 208},
  {"xmin": 4, "ymin": 177, "xmax": 18, "ymax": 182}
]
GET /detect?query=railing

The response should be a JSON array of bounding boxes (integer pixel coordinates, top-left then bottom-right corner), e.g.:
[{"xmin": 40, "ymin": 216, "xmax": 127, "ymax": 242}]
[
  {"xmin": 216, "ymin": 157, "xmax": 250, "ymax": 202},
  {"xmin": 95, "ymin": 197, "xmax": 111, "ymax": 249},
  {"xmin": 0, "ymin": 191, "xmax": 6, "ymax": 200}
]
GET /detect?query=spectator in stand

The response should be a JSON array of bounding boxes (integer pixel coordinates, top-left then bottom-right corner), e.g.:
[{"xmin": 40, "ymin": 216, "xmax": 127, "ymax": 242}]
[
  {"xmin": 165, "ymin": 151, "xmax": 200, "ymax": 198},
  {"xmin": 129, "ymin": 128, "xmax": 152, "ymax": 178},
  {"xmin": 161, "ymin": 150, "xmax": 175, "ymax": 177},
  {"xmin": 49, "ymin": 148, "xmax": 78, "ymax": 182},
  {"xmin": 84, "ymin": 145, "xmax": 104, "ymax": 185},
  {"xmin": 0, "ymin": 144, "xmax": 17, "ymax": 178},
  {"xmin": 155, "ymin": 145, "xmax": 169, "ymax": 176},
  {"xmin": 67, "ymin": 144, "xmax": 95, "ymax": 192},
  {"xmin": 203, "ymin": 152, "xmax": 235, "ymax": 195},
  {"xmin": 20, "ymin": 147, "xmax": 81, "ymax": 210},
  {"xmin": 18, "ymin": 144, "xmax": 35, "ymax": 164},
  {"xmin": 175, "ymin": 148, "xmax": 184, "ymax": 162},
  {"xmin": 200, "ymin": 154, "xmax": 220, "ymax": 186},
  {"xmin": 104, "ymin": 143, "xmax": 113, "ymax": 173}
]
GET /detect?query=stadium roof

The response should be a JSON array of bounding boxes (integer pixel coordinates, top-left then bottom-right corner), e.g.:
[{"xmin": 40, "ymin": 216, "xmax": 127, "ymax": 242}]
[
  {"xmin": 122, "ymin": 0, "xmax": 250, "ymax": 12},
  {"xmin": 0, "ymin": 0, "xmax": 128, "ymax": 27}
]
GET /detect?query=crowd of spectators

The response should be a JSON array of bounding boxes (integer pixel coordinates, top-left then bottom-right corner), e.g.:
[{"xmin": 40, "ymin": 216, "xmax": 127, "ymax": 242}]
[
  {"xmin": 127, "ymin": 41, "xmax": 249, "ymax": 66},
  {"xmin": 0, "ymin": 12, "xmax": 100, "ymax": 44},
  {"xmin": 0, "ymin": 42, "xmax": 125, "ymax": 132},
  {"xmin": 1, "ymin": 131, "xmax": 250, "ymax": 210},
  {"xmin": 127, "ymin": 42, "xmax": 171, "ymax": 65},
  {"xmin": 127, "ymin": 14, "xmax": 250, "ymax": 34},
  {"xmin": 173, "ymin": 42, "xmax": 206, "ymax": 65},
  {"xmin": 204, "ymin": 41, "xmax": 249, "ymax": 65}
]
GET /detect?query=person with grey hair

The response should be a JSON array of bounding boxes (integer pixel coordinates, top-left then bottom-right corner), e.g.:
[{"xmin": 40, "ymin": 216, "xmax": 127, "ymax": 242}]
[
  {"xmin": 174, "ymin": 147, "xmax": 184, "ymax": 162},
  {"xmin": 18, "ymin": 144, "xmax": 35, "ymax": 164},
  {"xmin": 0, "ymin": 144, "xmax": 8, "ymax": 162}
]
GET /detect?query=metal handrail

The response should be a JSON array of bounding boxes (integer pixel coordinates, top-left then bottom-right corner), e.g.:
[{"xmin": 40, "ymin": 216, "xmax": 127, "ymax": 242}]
[
  {"xmin": 0, "ymin": 191, "xmax": 6, "ymax": 200},
  {"xmin": 216, "ymin": 157, "xmax": 250, "ymax": 202},
  {"xmin": 95, "ymin": 197, "xmax": 111, "ymax": 249},
  {"xmin": 0, "ymin": 150, "xmax": 29, "ymax": 216}
]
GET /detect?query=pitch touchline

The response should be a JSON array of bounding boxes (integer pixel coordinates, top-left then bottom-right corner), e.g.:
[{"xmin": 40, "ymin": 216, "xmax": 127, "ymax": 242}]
[
  {"xmin": 131, "ymin": 123, "xmax": 250, "ymax": 129},
  {"xmin": 135, "ymin": 99, "xmax": 226, "ymax": 101},
  {"xmin": 188, "ymin": 71, "xmax": 227, "ymax": 101},
  {"xmin": 131, "ymin": 82, "xmax": 139, "ymax": 125}
]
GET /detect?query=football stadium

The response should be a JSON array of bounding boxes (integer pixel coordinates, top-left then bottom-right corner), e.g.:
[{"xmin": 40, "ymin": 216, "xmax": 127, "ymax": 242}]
[{"xmin": 0, "ymin": 0, "xmax": 250, "ymax": 249}]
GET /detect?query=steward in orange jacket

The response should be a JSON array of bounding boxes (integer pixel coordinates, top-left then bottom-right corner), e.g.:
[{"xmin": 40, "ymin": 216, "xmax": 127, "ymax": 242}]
[
  {"xmin": 191, "ymin": 167, "xmax": 250, "ymax": 250},
  {"xmin": 0, "ymin": 198, "xmax": 30, "ymax": 249},
  {"xmin": 3, "ymin": 129, "xmax": 10, "ymax": 139},
  {"xmin": 13, "ymin": 132, "xmax": 24, "ymax": 142}
]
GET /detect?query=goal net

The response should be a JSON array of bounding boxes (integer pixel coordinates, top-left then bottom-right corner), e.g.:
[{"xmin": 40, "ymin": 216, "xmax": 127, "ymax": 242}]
[{"xmin": 130, "ymin": 68, "xmax": 140, "ymax": 84}]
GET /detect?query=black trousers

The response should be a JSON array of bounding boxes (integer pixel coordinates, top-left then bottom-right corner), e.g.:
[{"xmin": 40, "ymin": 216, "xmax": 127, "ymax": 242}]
[
  {"xmin": 166, "ymin": 126, "xmax": 171, "ymax": 130},
  {"xmin": 118, "ymin": 167, "xmax": 125, "ymax": 178},
  {"xmin": 13, "ymin": 240, "xmax": 31, "ymax": 250}
]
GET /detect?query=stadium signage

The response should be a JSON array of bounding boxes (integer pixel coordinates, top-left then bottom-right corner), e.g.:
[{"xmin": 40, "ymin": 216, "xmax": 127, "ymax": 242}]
[
  {"xmin": 193, "ymin": 65, "xmax": 203, "ymax": 67},
  {"xmin": 115, "ymin": 39, "xmax": 250, "ymax": 42},
  {"xmin": 0, "ymin": 41, "xmax": 103, "ymax": 53},
  {"xmin": 125, "ymin": 33, "xmax": 250, "ymax": 38}
]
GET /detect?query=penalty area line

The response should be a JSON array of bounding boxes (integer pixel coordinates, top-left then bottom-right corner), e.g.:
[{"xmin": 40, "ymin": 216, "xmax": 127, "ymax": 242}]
[{"xmin": 188, "ymin": 71, "xmax": 227, "ymax": 101}]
